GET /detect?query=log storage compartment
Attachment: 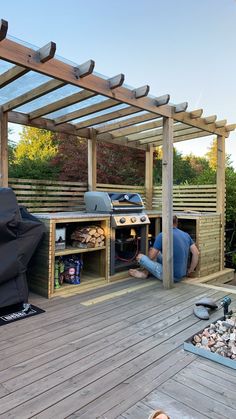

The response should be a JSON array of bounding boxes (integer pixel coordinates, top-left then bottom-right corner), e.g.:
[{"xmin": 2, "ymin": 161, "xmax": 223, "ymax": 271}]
[{"xmin": 29, "ymin": 212, "xmax": 110, "ymax": 298}]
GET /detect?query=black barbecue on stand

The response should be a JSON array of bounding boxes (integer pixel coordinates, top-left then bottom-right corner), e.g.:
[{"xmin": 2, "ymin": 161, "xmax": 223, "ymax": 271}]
[{"xmin": 84, "ymin": 192, "xmax": 150, "ymax": 275}]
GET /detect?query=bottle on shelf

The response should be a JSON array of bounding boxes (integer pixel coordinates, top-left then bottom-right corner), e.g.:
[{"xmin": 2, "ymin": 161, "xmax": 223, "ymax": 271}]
[{"xmin": 54, "ymin": 258, "xmax": 61, "ymax": 289}]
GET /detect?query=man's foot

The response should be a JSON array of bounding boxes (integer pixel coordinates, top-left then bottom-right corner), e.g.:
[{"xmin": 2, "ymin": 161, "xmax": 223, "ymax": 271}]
[
  {"xmin": 128, "ymin": 269, "xmax": 148, "ymax": 279},
  {"xmin": 148, "ymin": 410, "xmax": 169, "ymax": 419}
]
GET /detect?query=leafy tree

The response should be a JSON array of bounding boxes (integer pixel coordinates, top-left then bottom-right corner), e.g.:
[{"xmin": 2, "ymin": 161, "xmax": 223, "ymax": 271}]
[
  {"xmin": 97, "ymin": 142, "xmax": 145, "ymax": 184},
  {"xmin": 51, "ymin": 134, "xmax": 88, "ymax": 182},
  {"xmin": 53, "ymin": 135, "xmax": 145, "ymax": 185},
  {"xmin": 206, "ymin": 137, "xmax": 232, "ymax": 170},
  {"xmin": 153, "ymin": 147, "xmax": 198, "ymax": 185},
  {"xmin": 8, "ymin": 139, "xmax": 17, "ymax": 167},
  {"xmin": 9, "ymin": 127, "xmax": 60, "ymax": 179}
]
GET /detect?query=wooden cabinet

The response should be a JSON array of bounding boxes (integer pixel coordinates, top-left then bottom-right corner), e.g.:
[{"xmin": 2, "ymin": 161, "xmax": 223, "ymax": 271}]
[
  {"xmin": 147, "ymin": 211, "xmax": 222, "ymax": 277},
  {"xmin": 29, "ymin": 213, "xmax": 110, "ymax": 298}
]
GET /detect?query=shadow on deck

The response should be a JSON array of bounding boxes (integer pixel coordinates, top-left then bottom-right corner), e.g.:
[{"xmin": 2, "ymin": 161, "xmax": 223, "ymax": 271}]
[{"xmin": 0, "ymin": 278, "xmax": 235, "ymax": 418}]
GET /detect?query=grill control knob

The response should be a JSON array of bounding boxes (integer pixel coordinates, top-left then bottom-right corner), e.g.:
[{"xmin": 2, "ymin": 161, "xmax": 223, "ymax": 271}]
[
  {"xmin": 140, "ymin": 216, "xmax": 146, "ymax": 222},
  {"xmin": 131, "ymin": 217, "xmax": 137, "ymax": 223},
  {"xmin": 119, "ymin": 217, "xmax": 126, "ymax": 224}
]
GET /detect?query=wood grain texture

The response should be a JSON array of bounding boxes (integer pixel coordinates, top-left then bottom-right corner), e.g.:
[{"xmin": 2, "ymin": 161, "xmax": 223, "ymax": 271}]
[{"xmin": 0, "ymin": 282, "xmax": 232, "ymax": 417}]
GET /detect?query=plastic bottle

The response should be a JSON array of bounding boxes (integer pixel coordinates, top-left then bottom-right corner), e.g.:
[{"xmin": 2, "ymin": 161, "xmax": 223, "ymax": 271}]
[{"xmin": 54, "ymin": 259, "xmax": 60, "ymax": 289}]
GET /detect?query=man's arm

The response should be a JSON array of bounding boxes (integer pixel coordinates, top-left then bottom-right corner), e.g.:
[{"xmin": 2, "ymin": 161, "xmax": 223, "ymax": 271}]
[
  {"xmin": 187, "ymin": 244, "xmax": 199, "ymax": 275},
  {"xmin": 136, "ymin": 247, "xmax": 159, "ymax": 263}
]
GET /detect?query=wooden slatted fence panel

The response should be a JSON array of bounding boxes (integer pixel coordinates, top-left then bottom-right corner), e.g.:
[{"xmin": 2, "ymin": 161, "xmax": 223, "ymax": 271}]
[
  {"xmin": 153, "ymin": 184, "xmax": 218, "ymax": 212},
  {"xmin": 9, "ymin": 178, "xmax": 88, "ymax": 212},
  {"xmin": 8, "ymin": 180, "xmax": 218, "ymax": 214}
]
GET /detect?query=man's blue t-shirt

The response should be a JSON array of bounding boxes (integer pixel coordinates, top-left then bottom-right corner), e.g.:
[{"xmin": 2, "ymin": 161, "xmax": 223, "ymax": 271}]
[{"xmin": 153, "ymin": 228, "xmax": 194, "ymax": 280}]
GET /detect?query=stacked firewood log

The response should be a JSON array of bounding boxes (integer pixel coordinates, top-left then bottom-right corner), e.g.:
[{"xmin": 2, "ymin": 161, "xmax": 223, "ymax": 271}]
[{"xmin": 71, "ymin": 225, "xmax": 105, "ymax": 248}]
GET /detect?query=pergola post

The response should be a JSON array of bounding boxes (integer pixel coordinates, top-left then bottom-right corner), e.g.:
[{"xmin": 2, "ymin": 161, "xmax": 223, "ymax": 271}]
[
  {"xmin": 0, "ymin": 108, "xmax": 8, "ymax": 187},
  {"xmin": 162, "ymin": 117, "xmax": 174, "ymax": 289},
  {"xmin": 87, "ymin": 129, "xmax": 97, "ymax": 191},
  {"xmin": 216, "ymin": 135, "xmax": 225, "ymax": 270},
  {"xmin": 145, "ymin": 145, "xmax": 154, "ymax": 210}
]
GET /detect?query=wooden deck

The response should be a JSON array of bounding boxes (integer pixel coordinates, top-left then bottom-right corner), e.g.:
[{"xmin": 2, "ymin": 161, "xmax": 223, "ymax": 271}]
[{"xmin": 0, "ymin": 278, "xmax": 236, "ymax": 418}]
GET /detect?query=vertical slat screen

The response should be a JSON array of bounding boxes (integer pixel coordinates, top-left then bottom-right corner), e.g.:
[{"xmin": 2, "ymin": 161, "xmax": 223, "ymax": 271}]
[{"xmin": 153, "ymin": 184, "xmax": 218, "ymax": 212}]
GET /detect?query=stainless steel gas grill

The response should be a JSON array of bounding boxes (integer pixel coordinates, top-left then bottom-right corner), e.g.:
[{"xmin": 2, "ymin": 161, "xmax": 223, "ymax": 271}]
[{"xmin": 84, "ymin": 192, "xmax": 150, "ymax": 275}]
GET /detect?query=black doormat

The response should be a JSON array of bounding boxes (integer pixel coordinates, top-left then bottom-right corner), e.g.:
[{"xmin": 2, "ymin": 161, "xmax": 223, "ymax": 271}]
[{"xmin": 0, "ymin": 303, "xmax": 45, "ymax": 326}]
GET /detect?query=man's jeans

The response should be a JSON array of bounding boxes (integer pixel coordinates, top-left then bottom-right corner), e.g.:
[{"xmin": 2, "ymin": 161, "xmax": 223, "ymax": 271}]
[
  {"xmin": 139, "ymin": 253, "xmax": 181, "ymax": 282},
  {"xmin": 139, "ymin": 254, "xmax": 163, "ymax": 280}
]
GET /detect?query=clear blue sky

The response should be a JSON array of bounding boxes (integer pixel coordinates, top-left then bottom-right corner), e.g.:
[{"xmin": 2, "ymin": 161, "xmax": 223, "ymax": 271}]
[{"xmin": 1, "ymin": 0, "xmax": 236, "ymax": 166}]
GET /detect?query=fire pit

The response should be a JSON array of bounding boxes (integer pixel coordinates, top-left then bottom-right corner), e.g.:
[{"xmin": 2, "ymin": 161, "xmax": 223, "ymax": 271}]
[{"xmin": 184, "ymin": 315, "xmax": 236, "ymax": 369}]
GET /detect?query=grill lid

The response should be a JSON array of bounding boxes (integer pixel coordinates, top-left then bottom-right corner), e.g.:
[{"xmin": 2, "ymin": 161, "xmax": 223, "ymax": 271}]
[{"xmin": 84, "ymin": 191, "xmax": 144, "ymax": 213}]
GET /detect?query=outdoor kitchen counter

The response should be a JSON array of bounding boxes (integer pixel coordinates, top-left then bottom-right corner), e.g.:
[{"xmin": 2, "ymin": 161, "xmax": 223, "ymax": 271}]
[
  {"xmin": 30, "ymin": 212, "xmax": 110, "ymax": 298},
  {"xmin": 146, "ymin": 210, "xmax": 223, "ymax": 279},
  {"xmin": 146, "ymin": 210, "xmax": 221, "ymax": 217},
  {"xmin": 34, "ymin": 211, "xmax": 110, "ymax": 219}
]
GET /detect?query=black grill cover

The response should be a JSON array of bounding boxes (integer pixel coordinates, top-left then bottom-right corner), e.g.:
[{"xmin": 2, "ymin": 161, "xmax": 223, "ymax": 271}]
[{"xmin": 0, "ymin": 188, "xmax": 45, "ymax": 307}]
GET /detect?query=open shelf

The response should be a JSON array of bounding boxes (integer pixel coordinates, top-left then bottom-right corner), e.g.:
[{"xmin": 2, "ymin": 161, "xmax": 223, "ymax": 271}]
[
  {"xmin": 55, "ymin": 245, "xmax": 106, "ymax": 256},
  {"xmin": 29, "ymin": 213, "xmax": 110, "ymax": 298}
]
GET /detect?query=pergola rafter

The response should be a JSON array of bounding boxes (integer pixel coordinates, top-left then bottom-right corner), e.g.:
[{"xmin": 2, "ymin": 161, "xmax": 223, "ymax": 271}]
[
  {"xmin": 2, "ymin": 79, "xmax": 65, "ymax": 112},
  {"xmin": 29, "ymin": 89, "xmax": 96, "ymax": 120}
]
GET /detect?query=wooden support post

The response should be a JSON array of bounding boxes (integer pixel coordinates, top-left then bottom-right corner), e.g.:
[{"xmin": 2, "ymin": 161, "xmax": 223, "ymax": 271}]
[
  {"xmin": 216, "ymin": 135, "xmax": 225, "ymax": 270},
  {"xmin": 162, "ymin": 117, "xmax": 174, "ymax": 289},
  {"xmin": 88, "ymin": 129, "xmax": 97, "ymax": 191},
  {"xmin": 145, "ymin": 146, "xmax": 153, "ymax": 210},
  {"xmin": 0, "ymin": 108, "xmax": 8, "ymax": 187}
]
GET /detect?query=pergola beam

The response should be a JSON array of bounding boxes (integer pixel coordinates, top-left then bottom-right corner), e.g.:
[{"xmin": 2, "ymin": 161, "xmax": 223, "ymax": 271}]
[
  {"xmin": 155, "ymin": 94, "xmax": 170, "ymax": 106},
  {"xmin": 8, "ymin": 110, "xmax": 90, "ymax": 138},
  {"xmin": 0, "ymin": 40, "xmax": 57, "ymax": 89},
  {"xmin": 2, "ymin": 79, "xmax": 65, "ymax": 112},
  {"xmin": 105, "ymin": 137, "xmax": 147, "ymax": 151},
  {"xmin": 54, "ymin": 98, "xmax": 120, "ymax": 125},
  {"xmin": 174, "ymin": 102, "xmax": 188, "ymax": 113},
  {"xmin": 0, "ymin": 65, "xmax": 29, "ymax": 88},
  {"xmin": 98, "ymin": 117, "xmax": 163, "ymax": 139},
  {"xmin": 108, "ymin": 74, "xmax": 125, "ymax": 89},
  {"xmin": 95, "ymin": 97, "xmax": 169, "ymax": 135},
  {"xmin": 190, "ymin": 109, "xmax": 203, "ymax": 119},
  {"xmin": 0, "ymin": 19, "xmax": 8, "ymax": 41},
  {"xmin": 75, "ymin": 106, "xmax": 141, "ymax": 130},
  {"xmin": 204, "ymin": 115, "xmax": 217, "ymax": 124},
  {"xmin": 150, "ymin": 129, "xmax": 211, "ymax": 147},
  {"xmin": 97, "ymin": 122, "xmax": 188, "ymax": 144},
  {"xmin": 174, "ymin": 111, "xmax": 228, "ymax": 137},
  {"xmin": 126, "ymin": 123, "xmax": 191, "ymax": 142},
  {"xmin": 215, "ymin": 120, "xmax": 227, "ymax": 128},
  {"xmin": 96, "ymin": 112, "xmax": 159, "ymax": 134},
  {"xmin": 37, "ymin": 42, "xmax": 56, "ymax": 63},
  {"xmin": 225, "ymin": 124, "xmax": 236, "ymax": 132},
  {"xmin": 74, "ymin": 60, "xmax": 95, "ymax": 78},
  {"xmin": 133, "ymin": 85, "xmax": 150, "ymax": 99},
  {"xmin": 29, "ymin": 89, "xmax": 95, "ymax": 120}
]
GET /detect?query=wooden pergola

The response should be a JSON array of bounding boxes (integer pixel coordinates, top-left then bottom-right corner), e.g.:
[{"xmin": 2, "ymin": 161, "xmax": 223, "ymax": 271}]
[{"xmin": 0, "ymin": 19, "xmax": 235, "ymax": 289}]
